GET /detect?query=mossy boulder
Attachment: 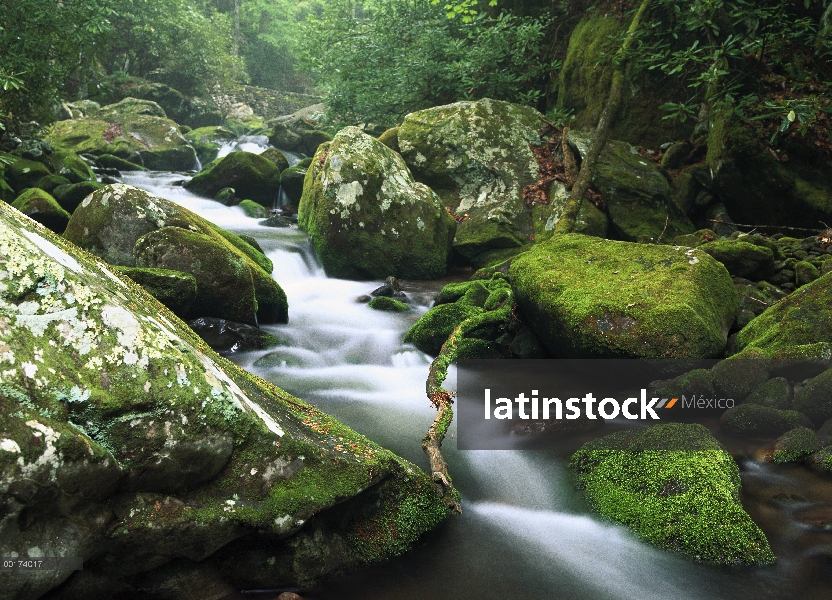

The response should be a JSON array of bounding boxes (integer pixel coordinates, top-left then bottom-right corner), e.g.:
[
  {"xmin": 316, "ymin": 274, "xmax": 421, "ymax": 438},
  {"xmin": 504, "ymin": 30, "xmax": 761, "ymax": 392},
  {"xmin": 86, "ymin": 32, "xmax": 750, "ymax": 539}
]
[
  {"xmin": 378, "ymin": 127, "xmax": 400, "ymax": 152},
  {"xmin": 63, "ymin": 184, "xmax": 287, "ymax": 324},
  {"xmin": 732, "ymin": 271, "xmax": 832, "ymax": 359},
  {"xmin": 238, "ymin": 199, "xmax": 270, "ymax": 219},
  {"xmin": 186, "ymin": 317, "xmax": 281, "ymax": 354},
  {"xmin": 111, "ymin": 81, "xmax": 223, "ymax": 128},
  {"xmin": 792, "ymin": 369, "xmax": 832, "ymax": 425},
  {"xmin": 0, "ymin": 152, "xmax": 52, "ymax": 194},
  {"xmin": 184, "ymin": 151, "xmax": 281, "ymax": 206},
  {"xmin": 34, "ymin": 174, "xmax": 72, "ymax": 194},
  {"xmin": 531, "ymin": 180, "xmax": 608, "ymax": 243},
  {"xmin": 794, "ymin": 260, "xmax": 819, "ymax": 286},
  {"xmin": 720, "ymin": 403, "xmax": 812, "ymax": 437},
  {"xmin": 298, "ymin": 127, "xmax": 455, "ymax": 279},
  {"xmin": 185, "ymin": 126, "xmax": 237, "ymax": 164},
  {"xmin": 509, "ymin": 234, "xmax": 738, "ymax": 358},
  {"xmin": 566, "ymin": 130, "xmax": 695, "ymax": 241},
  {"xmin": 772, "ymin": 426, "xmax": 818, "ymax": 464},
  {"xmin": 570, "ymin": 423, "xmax": 774, "ymax": 565},
  {"xmin": 698, "ymin": 239, "xmax": 775, "ymax": 280},
  {"xmin": 367, "ymin": 297, "xmax": 409, "ymax": 312},
  {"xmin": 96, "ymin": 153, "xmax": 146, "ymax": 172},
  {"xmin": 404, "ymin": 275, "xmax": 513, "ymax": 357},
  {"xmin": 47, "ymin": 151, "xmax": 96, "ymax": 184},
  {"xmin": 280, "ymin": 165, "xmax": 307, "ymax": 205},
  {"xmin": 11, "ymin": 188, "xmax": 71, "ymax": 234},
  {"xmin": 745, "ymin": 377, "xmax": 791, "ymax": 410},
  {"xmin": 397, "ymin": 98, "xmax": 542, "ymax": 263},
  {"xmin": 114, "ymin": 266, "xmax": 197, "ymax": 318},
  {"xmin": 53, "ymin": 180, "xmax": 104, "ymax": 213},
  {"xmin": 44, "ymin": 98, "xmax": 197, "ymax": 171},
  {"xmin": 0, "ymin": 200, "xmax": 450, "ymax": 600},
  {"xmin": 260, "ymin": 148, "xmax": 290, "ymax": 173},
  {"xmin": 707, "ymin": 117, "xmax": 832, "ymax": 229}
]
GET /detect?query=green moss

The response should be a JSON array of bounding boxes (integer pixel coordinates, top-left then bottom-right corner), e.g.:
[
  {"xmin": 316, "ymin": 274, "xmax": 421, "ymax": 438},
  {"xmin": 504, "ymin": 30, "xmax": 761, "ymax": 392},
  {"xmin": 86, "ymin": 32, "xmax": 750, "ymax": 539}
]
[
  {"xmin": 720, "ymin": 403, "xmax": 811, "ymax": 437},
  {"xmin": 34, "ymin": 174, "xmax": 72, "ymax": 194},
  {"xmin": 260, "ymin": 148, "xmax": 290, "ymax": 173},
  {"xmin": 239, "ymin": 199, "xmax": 270, "ymax": 219},
  {"xmin": 571, "ymin": 423, "xmax": 774, "ymax": 565},
  {"xmin": 185, "ymin": 151, "xmax": 281, "ymax": 206},
  {"xmin": 698, "ymin": 240, "xmax": 775, "ymax": 280},
  {"xmin": 772, "ymin": 426, "xmax": 818, "ymax": 463},
  {"xmin": 377, "ymin": 127, "xmax": 399, "ymax": 152},
  {"xmin": 53, "ymin": 180, "xmax": 103, "ymax": 212},
  {"xmin": 11, "ymin": 188, "xmax": 71, "ymax": 234},
  {"xmin": 367, "ymin": 297, "xmax": 409, "ymax": 312},
  {"xmin": 404, "ymin": 303, "xmax": 483, "ymax": 355},
  {"xmin": 794, "ymin": 260, "xmax": 819, "ymax": 286},
  {"xmin": 745, "ymin": 377, "xmax": 791, "ymax": 410},
  {"xmin": 114, "ymin": 266, "xmax": 197, "ymax": 317},
  {"xmin": 96, "ymin": 153, "xmax": 147, "ymax": 171},
  {"xmin": 532, "ymin": 181, "xmax": 608, "ymax": 243},
  {"xmin": 792, "ymin": 369, "xmax": 832, "ymax": 425},
  {"xmin": 711, "ymin": 357, "xmax": 771, "ymax": 400},
  {"xmin": 509, "ymin": 234, "xmax": 738, "ymax": 358},
  {"xmin": 0, "ymin": 152, "xmax": 52, "ymax": 193}
]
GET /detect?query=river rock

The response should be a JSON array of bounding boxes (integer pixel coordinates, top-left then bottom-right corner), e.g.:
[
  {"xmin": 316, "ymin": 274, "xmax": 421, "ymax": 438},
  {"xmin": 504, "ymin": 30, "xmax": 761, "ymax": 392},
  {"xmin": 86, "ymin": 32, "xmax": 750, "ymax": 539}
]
[
  {"xmin": 570, "ymin": 423, "xmax": 774, "ymax": 565},
  {"xmin": 397, "ymin": 98, "xmax": 542, "ymax": 263},
  {"xmin": 52, "ymin": 180, "xmax": 103, "ymax": 213},
  {"xmin": 108, "ymin": 81, "xmax": 223, "ymax": 128},
  {"xmin": 62, "ymin": 184, "xmax": 287, "ymax": 324},
  {"xmin": 298, "ymin": 127, "xmax": 455, "ymax": 279},
  {"xmin": 698, "ymin": 239, "xmax": 776, "ymax": 280},
  {"xmin": 44, "ymin": 98, "xmax": 198, "ymax": 171},
  {"xmin": 185, "ymin": 317, "xmax": 281, "ymax": 354},
  {"xmin": 531, "ymin": 180, "xmax": 609, "ymax": 243},
  {"xmin": 720, "ymin": 403, "xmax": 812, "ymax": 437},
  {"xmin": 792, "ymin": 369, "xmax": 832, "ymax": 426},
  {"xmin": 509, "ymin": 234, "xmax": 738, "ymax": 358},
  {"xmin": 772, "ymin": 426, "xmax": 819, "ymax": 463},
  {"xmin": 731, "ymin": 271, "xmax": 832, "ymax": 359},
  {"xmin": 260, "ymin": 148, "xmax": 290, "ymax": 173},
  {"xmin": 184, "ymin": 151, "xmax": 281, "ymax": 206},
  {"xmin": 185, "ymin": 126, "xmax": 237, "ymax": 164},
  {"xmin": 280, "ymin": 165, "xmax": 307, "ymax": 205},
  {"xmin": 11, "ymin": 188, "xmax": 71, "ymax": 234},
  {"xmin": 566, "ymin": 130, "xmax": 695, "ymax": 241},
  {"xmin": 114, "ymin": 266, "xmax": 197, "ymax": 318},
  {"xmin": 0, "ymin": 200, "xmax": 450, "ymax": 600},
  {"xmin": 0, "ymin": 152, "xmax": 52, "ymax": 193}
]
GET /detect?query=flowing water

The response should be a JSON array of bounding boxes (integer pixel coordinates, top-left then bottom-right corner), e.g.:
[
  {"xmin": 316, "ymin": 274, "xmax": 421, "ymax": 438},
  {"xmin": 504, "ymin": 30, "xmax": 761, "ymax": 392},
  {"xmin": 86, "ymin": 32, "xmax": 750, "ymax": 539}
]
[{"xmin": 119, "ymin": 171, "xmax": 832, "ymax": 600}]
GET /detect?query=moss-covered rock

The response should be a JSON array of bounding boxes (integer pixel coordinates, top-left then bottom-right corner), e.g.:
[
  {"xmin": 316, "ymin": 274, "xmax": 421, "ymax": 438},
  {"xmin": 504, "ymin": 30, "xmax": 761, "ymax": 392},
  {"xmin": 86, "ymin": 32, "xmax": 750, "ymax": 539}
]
[
  {"xmin": 404, "ymin": 275, "xmax": 514, "ymax": 357},
  {"xmin": 53, "ymin": 180, "xmax": 104, "ymax": 213},
  {"xmin": 96, "ymin": 153, "xmax": 147, "ymax": 172},
  {"xmin": 792, "ymin": 369, "xmax": 832, "ymax": 425},
  {"xmin": 509, "ymin": 234, "xmax": 738, "ymax": 358},
  {"xmin": 745, "ymin": 377, "xmax": 791, "ymax": 410},
  {"xmin": 110, "ymin": 81, "xmax": 223, "ymax": 128},
  {"xmin": 367, "ymin": 297, "xmax": 409, "ymax": 312},
  {"xmin": 185, "ymin": 151, "xmax": 281, "ymax": 206},
  {"xmin": 707, "ymin": 117, "xmax": 832, "ymax": 229},
  {"xmin": 185, "ymin": 317, "xmax": 281, "ymax": 354},
  {"xmin": 531, "ymin": 180, "xmax": 608, "ymax": 243},
  {"xmin": 260, "ymin": 148, "xmax": 290, "ymax": 173},
  {"xmin": 732, "ymin": 271, "xmax": 832, "ymax": 359},
  {"xmin": 114, "ymin": 266, "xmax": 197, "ymax": 318},
  {"xmin": 44, "ymin": 98, "xmax": 197, "ymax": 171},
  {"xmin": 698, "ymin": 239, "xmax": 775, "ymax": 280},
  {"xmin": 720, "ymin": 403, "xmax": 812, "ymax": 437},
  {"xmin": 47, "ymin": 151, "xmax": 96, "ymax": 184},
  {"xmin": 185, "ymin": 126, "xmax": 237, "ymax": 164},
  {"xmin": 0, "ymin": 200, "xmax": 449, "ymax": 600},
  {"xmin": 794, "ymin": 260, "xmax": 819, "ymax": 286},
  {"xmin": 63, "ymin": 184, "xmax": 287, "ymax": 324},
  {"xmin": 34, "ymin": 174, "xmax": 72, "ymax": 194},
  {"xmin": 397, "ymin": 98, "xmax": 542, "ymax": 263},
  {"xmin": 566, "ymin": 131, "xmax": 695, "ymax": 241},
  {"xmin": 377, "ymin": 127, "xmax": 400, "ymax": 152},
  {"xmin": 0, "ymin": 152, "xmax": 52, "ymax": 194},
  {"xmin": 279, "ymin": 165, "xmax": 307, "ymax": 205},
  {"xmin": 711, "ymin": 357, "xmax": 771, "ymax": 400},
  {"xmin": 772, "ymin": 426, "xmax": 818, "ymax": 463},
  {"xmin": 672, "ymin": 228, "xmax": 717, "ymax": 248},
  {"xmin": 238, "ymin": 199, "xmax": 270, "ymax": 219},
  {"xmin": 570, "ymin": 423, "xmax": 774, "ymax": 565},
  {"xmin": 11, "ymin": 188, "xmax": 71, "ymax": 234},
  {"xmin": 298, "ymin": 127, "xmax": 455, "ymax": 279}
]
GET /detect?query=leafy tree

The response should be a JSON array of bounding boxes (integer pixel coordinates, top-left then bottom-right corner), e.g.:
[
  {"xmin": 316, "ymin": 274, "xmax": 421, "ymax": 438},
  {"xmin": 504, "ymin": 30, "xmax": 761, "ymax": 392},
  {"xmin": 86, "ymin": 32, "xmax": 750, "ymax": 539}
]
[{"xmin": 300, "ymin": 0, "xmax": 549, "ymax": 126}]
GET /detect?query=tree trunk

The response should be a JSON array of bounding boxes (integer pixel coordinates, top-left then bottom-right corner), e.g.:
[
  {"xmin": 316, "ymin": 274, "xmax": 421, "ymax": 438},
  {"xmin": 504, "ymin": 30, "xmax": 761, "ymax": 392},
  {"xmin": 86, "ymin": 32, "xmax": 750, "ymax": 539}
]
[{"xmin": 555, "ymin": 0, "xmax": 654, "ymax": 234}]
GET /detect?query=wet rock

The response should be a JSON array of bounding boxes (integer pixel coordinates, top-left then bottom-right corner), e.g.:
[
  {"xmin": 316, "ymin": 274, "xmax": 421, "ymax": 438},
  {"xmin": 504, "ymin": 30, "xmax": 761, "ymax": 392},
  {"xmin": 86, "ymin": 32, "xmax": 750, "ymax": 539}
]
[
  {"xmin": 509, "ymin": 234, "xmax": 738, "ymax": 358},
  {"xmin": 0, "ymin": 152, "xmax": 51, "ymax": 193},
  {"xmin": 793, "ymin": 369, "xmax": 832, "ymax": 425},
  {"xmin": 745, "ymin": 377, "xmax": 791, "ymax": 410},
  {"xmin": 772, "ymin": 426, "xmax": 819, "ymax": 463},
  {"xmin": 0, "ymin": 200, "xmax": 450, "ymax": 599},
  {"xmin": 794, "ymin": 260, "xmax": 819, "ymax": 286},
  {"xmin": 698, "ymin": 239, "xmax": 775, "ymax": 280},
  {"xmin": 299, "ymin": 127, "xmax": 455, "ymax": 279},
  {"xmin": 11, "ymin": 188, "xmax": 71, "ymax": 234},
  {"xmin": 52, "ymin": 180, "xmax": 103, "ymax": 213},
  {"xmin": 279, "ymin": 165, "xmax": 307, "ymax": 205},
  {"xmin": 720, "ymin": 403, "xmax": 812, "ymax": 437},
  {"xmin": 185, "ymin": 126, "xmax": 237, "ymax": 164},
  {"xmin": 186, "ymin": 317, "xmax": 281, "ymax": 354},
  {"xmin": 114, "ymin": 266, "xmax": 197, "ymax": 318},
  {"xmin": 371, "ymin": 276, "xmax": 402, "ymax": 297},
  {"xmin": 398, "ymin": 98, "xmax": 541, "ymax": 263},
  {"xmin": 239, "ymin": 199, "xmax": 270, "ymax": 218},
  {"xmin": 570, "ymin": 423, "xmax": 774, "ymax": 565},
  {"xmin": 260, "ymin": 147, "xmax": 290, "ymax": 173},
  {"xmin": 367, "ymin": 297, "xmax": 409, "ymax": 312},
  {"xmin": 185, "ymin": 151, "xmax": 281, "ymax": 206},
  {"xmin": 531, "ymin": 180, "xmax": 608, "ymax": 243}
]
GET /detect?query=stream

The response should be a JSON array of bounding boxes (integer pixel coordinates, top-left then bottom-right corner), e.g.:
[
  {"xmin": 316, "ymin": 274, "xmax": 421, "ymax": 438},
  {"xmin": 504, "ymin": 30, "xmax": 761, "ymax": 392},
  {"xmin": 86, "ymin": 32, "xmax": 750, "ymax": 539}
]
[{"xmin": 118, "ymin": 164, "xmax": 832, "ymax": 600}]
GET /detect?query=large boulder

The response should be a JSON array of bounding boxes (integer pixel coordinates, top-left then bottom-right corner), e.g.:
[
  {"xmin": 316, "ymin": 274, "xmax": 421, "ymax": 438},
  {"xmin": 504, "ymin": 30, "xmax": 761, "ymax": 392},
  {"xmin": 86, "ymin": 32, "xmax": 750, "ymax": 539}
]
[
  {"xmin": 10, "ymin": 188, "xmax": 71, "ymax": 234},
  {"xmin": 732, "ymin": 271, "xmax": 832, "ymax": 359},
  {"xmin": 0, "ymin": 153, "xmax": 52, "ymax": 194},
  {"xmin": 566, "ymin": 130, "xmax": 695, "ymax": 241},
  {"xmin": 44, "ymin": 98, "xmax": 198, "ymax": 171},
  {"xmin": 184, "ymin": 126, "xmax": 237, "ymax": 164},
  {"xmin": 570, "ymin": 423, "xmax": 774, "ymax": 565},
  {"xmin": 509, "ymin": 234, "xmax": 738, "ymax": 358},
  {"xmin": 0, "ymin": 200, "xmax": 449, "ymax": 600},
  {"xmin": 707, "ymin": 117, "xmax": 832, "ymax": 229},
  {"xmin": 298, "ymin": 127, "xmax": 455, "ymax": 279},
  {"xmin": 111, "ymin": 81, "xmax": 223, "ymax": 128},
  {"xmin": 184, "ymin": 151, "xmax": 281, "ymax": 206},
  {"xmin": 63, "ymin": 184, "xmax": 287, "ymax": 324},
  {"xmin": 397, "ymin": 98, "xmax": 542, "ymax": 263}
]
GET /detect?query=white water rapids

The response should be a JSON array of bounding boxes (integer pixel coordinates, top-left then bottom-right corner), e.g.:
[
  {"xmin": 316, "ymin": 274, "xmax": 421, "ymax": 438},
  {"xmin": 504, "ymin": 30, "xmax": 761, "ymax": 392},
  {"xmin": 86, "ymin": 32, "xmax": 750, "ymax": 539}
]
[{"xmin": 118, "ymin": 169, "xmax": 822, "ymax": 600}]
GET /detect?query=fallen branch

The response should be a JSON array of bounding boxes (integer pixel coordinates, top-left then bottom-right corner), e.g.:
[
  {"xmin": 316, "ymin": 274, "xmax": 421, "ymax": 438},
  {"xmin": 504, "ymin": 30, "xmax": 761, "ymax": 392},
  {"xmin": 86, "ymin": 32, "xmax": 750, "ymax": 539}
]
[{"xmin": 709, "ymin": 219, "xmax": 825, "ymax": 234}]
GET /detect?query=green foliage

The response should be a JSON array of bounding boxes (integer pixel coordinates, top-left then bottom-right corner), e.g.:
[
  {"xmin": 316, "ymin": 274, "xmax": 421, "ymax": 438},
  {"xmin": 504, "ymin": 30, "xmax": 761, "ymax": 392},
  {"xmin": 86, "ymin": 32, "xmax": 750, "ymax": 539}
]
[{"xmin": 300, "ymin": 0, "xmax": 548, "ymax": 126}]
